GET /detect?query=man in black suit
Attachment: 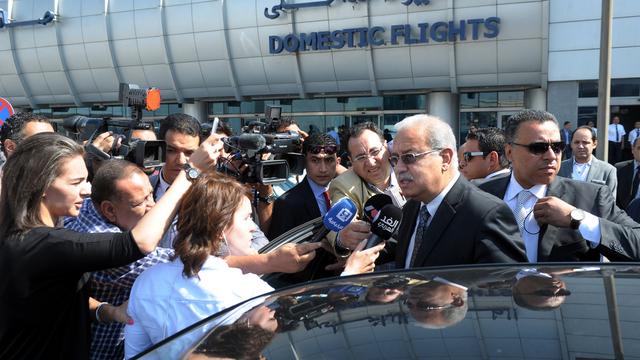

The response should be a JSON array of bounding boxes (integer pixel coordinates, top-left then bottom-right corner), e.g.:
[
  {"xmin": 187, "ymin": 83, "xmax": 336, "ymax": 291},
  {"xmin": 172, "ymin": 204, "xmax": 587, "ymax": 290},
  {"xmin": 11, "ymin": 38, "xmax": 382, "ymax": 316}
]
[
  {"xmin": 615, "ymin": 137, "xmax": 640, "ymax": 210},
  {"xmin": 479, "ymin": 109, "xmax": 640, "ymax": 262},
  {"xmin": 388, "ymin": 114, "xmax": 526, "ymax": 269},
  {"xmin": 268, "ymin": 133, "xmax": 340, "ymax": 239}
]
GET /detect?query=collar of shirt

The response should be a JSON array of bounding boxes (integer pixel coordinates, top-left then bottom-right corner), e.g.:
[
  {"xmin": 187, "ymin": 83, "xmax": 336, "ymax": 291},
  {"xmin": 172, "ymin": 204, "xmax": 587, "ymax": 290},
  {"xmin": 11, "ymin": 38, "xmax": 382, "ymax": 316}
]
[
  {"xmin": 64, "ymin": 198, "xmax": 121, "ymax": 233},
  {"xmin": 573, "ymin": 157, "xmax": 593, "ymax": 167},
  {"xmin": 485, "ymin": 168, "xmax": 511, "ymax": 179},
  {"xmin": 157, "ymin": 168, "xmax": 172, "ymax": 198},
  {"xmin": 364, "ymin": 170, "xmax": 406, "ymax": 207},
  {"xmin": 504, "ymin": 173, "xmax": 547, "ymax": 203},
  {"xmin": 307, "ymin": 176, "xmax": 330, "ymax": 198},
  {"xmin": 424, "ymin": 172, "xmax": 460, "ymax": 217}
]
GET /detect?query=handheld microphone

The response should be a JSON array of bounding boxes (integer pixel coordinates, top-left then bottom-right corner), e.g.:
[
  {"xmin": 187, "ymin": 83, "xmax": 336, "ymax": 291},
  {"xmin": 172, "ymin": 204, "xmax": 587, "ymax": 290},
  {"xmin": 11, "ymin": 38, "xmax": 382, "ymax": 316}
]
[
  {"xmin": 365, "ymin": 204, "xmax": 403, "ymax": 249},
  {"xmin": 309, "ymin": 198, "xmax": 358, "ymax": 243},
  {"xmin": 363, "ymin": 194, "xmax": 392, "ymax": 223}
]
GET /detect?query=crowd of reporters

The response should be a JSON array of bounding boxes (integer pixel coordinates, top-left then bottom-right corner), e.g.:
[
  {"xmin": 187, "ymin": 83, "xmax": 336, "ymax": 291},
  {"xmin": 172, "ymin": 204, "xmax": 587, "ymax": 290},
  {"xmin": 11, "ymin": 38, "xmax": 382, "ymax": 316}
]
[{"xmin": 1, "ymin": 107, "xmax": 640, "ymax": 359}]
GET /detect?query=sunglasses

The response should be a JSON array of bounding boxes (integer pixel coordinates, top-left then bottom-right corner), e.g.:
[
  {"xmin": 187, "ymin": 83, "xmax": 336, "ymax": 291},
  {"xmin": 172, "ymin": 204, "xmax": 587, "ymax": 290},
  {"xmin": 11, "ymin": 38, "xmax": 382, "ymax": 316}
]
[
  {"xmin": 462, "ymin": 151, "xmax": 486, "ymax": 163},
  {"xmin": 525, "ymin": 288, "xmax": 572, "ymax": 297},
  {"xmin": 308, "ymin": 144, "xmax": 338, "ymax": 155},
  {"xmin": 352, "ymin": 147, "xmax": 383, "ymax": 162},
  {"xmin": 511, "ymin": 141, "xmax": 565, "ymax": 155},
  {"xmin": 389, "ymin": 149, "xmax": 441, "ymax": 166}
]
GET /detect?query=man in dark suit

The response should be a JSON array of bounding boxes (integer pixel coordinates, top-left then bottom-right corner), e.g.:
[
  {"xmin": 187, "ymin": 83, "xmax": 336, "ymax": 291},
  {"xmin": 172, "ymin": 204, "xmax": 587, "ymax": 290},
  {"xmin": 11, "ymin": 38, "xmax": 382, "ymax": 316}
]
[
  {"xmin": 479, "ymin": 109, "xmax": 640, "ymax": 262},
  {"xmin": 268, "ymin": 133, "xmax": 340, "ymax": 239},
  {"xmin": 615, "ymin": 137, "xmax": 640, "ymax": 210},
  {"xmin": 388, "ymin": 114, "xmax": 527, "ymax": 269}
]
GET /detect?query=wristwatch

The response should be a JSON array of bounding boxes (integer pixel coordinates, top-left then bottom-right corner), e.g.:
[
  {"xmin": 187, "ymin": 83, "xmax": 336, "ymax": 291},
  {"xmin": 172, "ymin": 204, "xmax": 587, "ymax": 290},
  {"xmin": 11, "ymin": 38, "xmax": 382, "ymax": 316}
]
[
  {"xmin": 258, "ymin": 193, "xmax": 277, "ymax": 204},
  {"xmin": 570, "ymin": 208, "xmax": 586, "ymax": 230},
  {"xmin": 183, "ymin": 163, "xmax": 200, "ymax": 181}
]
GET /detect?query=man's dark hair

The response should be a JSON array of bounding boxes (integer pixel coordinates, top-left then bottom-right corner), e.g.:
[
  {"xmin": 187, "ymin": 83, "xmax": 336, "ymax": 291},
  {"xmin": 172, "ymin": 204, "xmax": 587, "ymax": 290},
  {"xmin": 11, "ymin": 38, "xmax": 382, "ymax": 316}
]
[
  {"xmin": 347, "ymin": 122, "xmax": 383, "ymax": 155},
  {"xmin": 91, "ymin": 159, "xmax": 146, "ymax": 206},
  {"xmin": 504, "ymin": 109, "xmax": 558, "ymax": 143},
  {"xmin": 158, "ymin": 113, "xmax": 201, "ymax": 141},
  {"xmin": 216, "ymin": 121, "xmax": 233, "ymax": 137},
  {"xmin": 0, "ymin": 112, "xmax": 51, "ymax": 155},
  {"xmin": 563, "ymin": 121, "xmax": 571, "ymax": 126},
  {"xmin": 302, "ymin": 133, "xmax": 338, "ymax": 155},
  {"xmin": 466, "ymin": 127, "xmax": 509, "ymax": 169},
  {"xmin": 570, "ymin": 125, "xmax": 597, "ymax": 142}
]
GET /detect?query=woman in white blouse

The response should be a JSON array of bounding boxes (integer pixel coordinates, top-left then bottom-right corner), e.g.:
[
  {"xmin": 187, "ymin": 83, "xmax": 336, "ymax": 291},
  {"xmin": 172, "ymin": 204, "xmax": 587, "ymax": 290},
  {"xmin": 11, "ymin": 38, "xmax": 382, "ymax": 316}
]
[{"xmin": 125, "ymin": 171, "xmax": 383, "ymax": 358}]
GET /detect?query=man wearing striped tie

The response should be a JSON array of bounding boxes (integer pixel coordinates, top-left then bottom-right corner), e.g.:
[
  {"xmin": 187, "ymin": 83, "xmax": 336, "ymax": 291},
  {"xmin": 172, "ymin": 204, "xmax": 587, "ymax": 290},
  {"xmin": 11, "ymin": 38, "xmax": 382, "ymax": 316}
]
[{"xmin": 480, "ymin": 109, "xmax": 640, "ymax": 262}]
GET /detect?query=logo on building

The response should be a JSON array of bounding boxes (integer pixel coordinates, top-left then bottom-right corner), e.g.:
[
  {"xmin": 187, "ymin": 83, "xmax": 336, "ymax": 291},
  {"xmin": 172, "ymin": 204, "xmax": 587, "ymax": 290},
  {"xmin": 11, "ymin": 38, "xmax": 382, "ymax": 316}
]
[{"xmin": 264, "ymin": 0, "xmax": 429, "ymax": 20}]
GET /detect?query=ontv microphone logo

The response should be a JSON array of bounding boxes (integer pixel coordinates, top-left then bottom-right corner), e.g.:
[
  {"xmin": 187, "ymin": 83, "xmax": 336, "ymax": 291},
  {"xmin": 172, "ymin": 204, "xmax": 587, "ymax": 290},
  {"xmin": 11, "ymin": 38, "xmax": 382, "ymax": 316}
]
[{"xmin": 336, "ymin": 208, "xmax": 353, "ymax": 222}]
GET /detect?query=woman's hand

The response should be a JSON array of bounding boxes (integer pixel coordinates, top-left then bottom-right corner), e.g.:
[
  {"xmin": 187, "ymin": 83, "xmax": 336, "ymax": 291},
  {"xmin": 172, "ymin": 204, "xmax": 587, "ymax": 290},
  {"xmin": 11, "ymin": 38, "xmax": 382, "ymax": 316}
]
[{"xmin": 341, "ymin": 240, "xmax": 385, "ymax": 276}]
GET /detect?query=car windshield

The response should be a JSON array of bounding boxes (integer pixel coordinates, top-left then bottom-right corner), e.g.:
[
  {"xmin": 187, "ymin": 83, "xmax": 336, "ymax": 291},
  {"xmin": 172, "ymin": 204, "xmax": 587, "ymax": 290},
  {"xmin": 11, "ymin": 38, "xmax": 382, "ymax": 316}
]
[{"xmin": 134, "ymin": 263, "xmax": 639, "ymax": 359}]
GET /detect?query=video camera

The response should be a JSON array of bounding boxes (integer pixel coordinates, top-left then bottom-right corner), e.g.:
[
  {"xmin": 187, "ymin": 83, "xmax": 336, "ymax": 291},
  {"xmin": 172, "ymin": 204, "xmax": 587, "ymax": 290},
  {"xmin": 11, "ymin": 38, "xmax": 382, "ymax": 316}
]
[
  {"xmin": 62, "ymin": 83, "xmax": 166, "ymax": 169},
  {"xmin": 220, "ymin": 105, "xmax": 304, "ymax": 185}
]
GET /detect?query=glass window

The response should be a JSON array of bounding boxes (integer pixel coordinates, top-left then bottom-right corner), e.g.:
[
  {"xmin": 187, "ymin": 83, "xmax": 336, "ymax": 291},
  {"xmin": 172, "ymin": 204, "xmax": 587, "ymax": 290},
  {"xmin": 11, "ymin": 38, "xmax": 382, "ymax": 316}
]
[
  {"xmin": 325, "ymin": 115, "xmax": 346, "ymax": 132},
  {"xmin": 460, "ymin": 93, "xmax": 479, "ymax": 109},
  {"xmin": 577, "ymin": 107, "xmax": 597, "ymax": 126},
  {"xmin": 292, "ymin": 99, "xmax": 324, "ymax": 112},
  {"xmin": 210, "ymin": 103, "xmax": 224, "ymax": 115},
  {"xmin": 478, "ymin": 92, "xmax": 498, "ymax": 107},
  {"xmin": 52, "ymin": 107, "xmax": 76, "ymax": 117},
  {"xmin": 579, "ymin": 80, "xmax": 598, "ymax": 98},
  {"xmin": 383, "ymin": 95, "xmax": 425, "ymax": 110},
  {"xmin": 325, "ymin": 98, "xmax": 345, "ymax": 112},
  {"xmin": 612, "ymin": 78, "xmax": 640, "ymax": 97},
  {"xmin": 292, "ymin": 116, "xmax": 325, "ymax": 136},
  {"xmin": 344, "ymin": 96, "xmax": 382, "ymax": 111},
  {"xmin": 498, "ymin": 91, "xmax": 524, "ymax": 107},
  {"xmin": 224, "ymin": 118, "xmax": 242, "ymax": 135},
  {"xmin": 168, "ymin": 103, "xmax": 181, "ymax": 114},
  {"xmin": 272, "ymin": 100, "xmax": 292, "ymax": 113},
  {"xmin": 459, "ymin": 112, "xmax": 497, "ymax": 144},
  {"xmin": 226, "ymin": 102, "xmax": 241, "ymax": 114}
]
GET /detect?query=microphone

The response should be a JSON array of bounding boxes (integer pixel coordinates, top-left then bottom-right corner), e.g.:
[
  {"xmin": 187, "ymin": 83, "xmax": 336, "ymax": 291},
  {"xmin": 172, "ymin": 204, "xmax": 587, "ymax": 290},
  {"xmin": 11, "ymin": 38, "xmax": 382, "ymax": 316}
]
[
  {"xmin": 363, "ymin": 194, "xmax": 392, "ymax": 223},
  {"xmin": 365, "ymin": 204, "xmax": 403, "ymax": 249},
  {"xmin": 308, "ymin": 198, "xmax": 358, "ymax": 243}
]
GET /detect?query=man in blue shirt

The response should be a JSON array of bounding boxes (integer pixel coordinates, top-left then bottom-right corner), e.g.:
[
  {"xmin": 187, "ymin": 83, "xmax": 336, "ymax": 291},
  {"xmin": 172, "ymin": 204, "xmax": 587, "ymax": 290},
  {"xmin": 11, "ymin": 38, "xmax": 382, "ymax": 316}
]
[{"xmin": 65, "ymin": 159, "xmax": 173, "ymax": 360}]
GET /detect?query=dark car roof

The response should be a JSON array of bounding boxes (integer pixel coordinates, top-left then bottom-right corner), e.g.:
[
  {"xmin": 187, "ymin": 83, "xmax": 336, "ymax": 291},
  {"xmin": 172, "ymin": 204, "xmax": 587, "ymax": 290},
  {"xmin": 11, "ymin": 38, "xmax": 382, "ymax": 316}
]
[{"xmin": 135, "ymin": 263, "xmax": 636, "ymax": 359}]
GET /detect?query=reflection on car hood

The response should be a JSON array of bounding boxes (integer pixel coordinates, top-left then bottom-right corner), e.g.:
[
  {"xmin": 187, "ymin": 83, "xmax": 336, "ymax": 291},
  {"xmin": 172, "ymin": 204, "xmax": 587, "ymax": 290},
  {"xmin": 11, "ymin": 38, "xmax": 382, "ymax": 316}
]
[{"xmin": 136, "ymin": 263, "xmax": 638, "ymax": 359}]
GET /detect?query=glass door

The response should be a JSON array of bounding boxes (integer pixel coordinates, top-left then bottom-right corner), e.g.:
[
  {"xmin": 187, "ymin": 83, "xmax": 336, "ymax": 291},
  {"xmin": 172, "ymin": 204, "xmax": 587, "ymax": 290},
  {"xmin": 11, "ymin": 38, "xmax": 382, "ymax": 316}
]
[{"xmin": 349, "ymin": 114, "xmax": 381, "ymax": 128}]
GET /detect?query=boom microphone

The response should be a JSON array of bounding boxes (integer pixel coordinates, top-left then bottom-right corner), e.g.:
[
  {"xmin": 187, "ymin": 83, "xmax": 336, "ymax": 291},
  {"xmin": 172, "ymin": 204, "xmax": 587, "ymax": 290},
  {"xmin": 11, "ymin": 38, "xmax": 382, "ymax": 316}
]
[
  {"xmin": 363, "ymin": 194, "xmax": 392, "ymax": 223},
  {"xmin": 365, "ymin": 204, "xmax": 403, "ymax": 249},
  {"xmin": 308, "ymin": 198, "xmax": 358, "ymax": 243},
  {"xmin": 224, "ymin": 133, "xmax": 266, "ymax": 151}
]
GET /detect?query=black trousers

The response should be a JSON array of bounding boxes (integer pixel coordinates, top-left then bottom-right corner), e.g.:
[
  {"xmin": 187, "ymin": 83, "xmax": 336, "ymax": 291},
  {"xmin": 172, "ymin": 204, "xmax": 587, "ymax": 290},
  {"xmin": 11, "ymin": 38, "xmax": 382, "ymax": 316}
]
[{"xmin": 609, "ymin": 141, "xmax": 623, "ymax": 165}]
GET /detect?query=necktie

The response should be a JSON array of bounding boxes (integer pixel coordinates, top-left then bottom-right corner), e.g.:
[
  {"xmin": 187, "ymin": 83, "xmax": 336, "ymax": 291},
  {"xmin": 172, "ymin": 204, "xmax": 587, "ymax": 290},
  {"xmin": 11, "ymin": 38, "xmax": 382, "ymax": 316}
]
[
  {"xmin": 322, "ymin": 191, "xmax": 331, "ymax": 212},
  {"xmin": 615, "ymin": 125, "xmax": 620, "ymax": 142},
  {"xmin": 410, "ymin": 205, "xmax": 430, "ymax": 267},
  {"xmin": 515, "ymin": 190, "xmax": 534, "ymax": 235},
  {"xmin": 632, "ymin": 167, "xmax": 640, "ymax": 200}
]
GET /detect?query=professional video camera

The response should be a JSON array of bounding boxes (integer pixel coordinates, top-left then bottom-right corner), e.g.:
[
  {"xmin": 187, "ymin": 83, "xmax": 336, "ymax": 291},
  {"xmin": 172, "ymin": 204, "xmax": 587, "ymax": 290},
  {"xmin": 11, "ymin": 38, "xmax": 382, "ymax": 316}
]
[
  {"xmin": 220, "ymin": 105, "xmax": 304, "ymax": 185},
  {"xmin": 62, "ymin": 83, "xmax": 166, "ymax": 169}
]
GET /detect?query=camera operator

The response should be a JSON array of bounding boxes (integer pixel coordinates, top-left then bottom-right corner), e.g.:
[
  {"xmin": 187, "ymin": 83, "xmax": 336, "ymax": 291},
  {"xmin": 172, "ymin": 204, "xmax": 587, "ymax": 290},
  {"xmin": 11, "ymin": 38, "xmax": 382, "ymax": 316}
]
[
  {"xmin": 130, "ymin": 124, "xmax": 159, "ymax": 176},
  {"xmin": 154, "ymin": 113, "xmax": 321, "ymax": 274}
]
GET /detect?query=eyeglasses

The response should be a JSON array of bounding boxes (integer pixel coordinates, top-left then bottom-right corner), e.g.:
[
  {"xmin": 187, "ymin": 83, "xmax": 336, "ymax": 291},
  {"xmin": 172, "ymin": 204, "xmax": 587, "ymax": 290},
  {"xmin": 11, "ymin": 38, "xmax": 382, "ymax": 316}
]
[
  {"xmin": 402, "ymin": 297, "xmax": 458, "ymax": 311},
  {"xmin": 462, "ymin": 151, "xmax": 486, "ymax": 163},
  {"xmin": 308, "ymin": 144, "xmax": 338, "ymax": 155},
  {"xmin": 389, "ymin": 149, "xmax": 441, "ymax": 166},
  {"xmin": 526, "ymin": 288, "xmax": 572, "ymax": 297},
  {"xmin": 352, "ymin": 147, "xmax": 383, "ymax": 162},
  {"xmin": 511, "ymin": 141, "xmax": 565, "ymax": 155}
]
